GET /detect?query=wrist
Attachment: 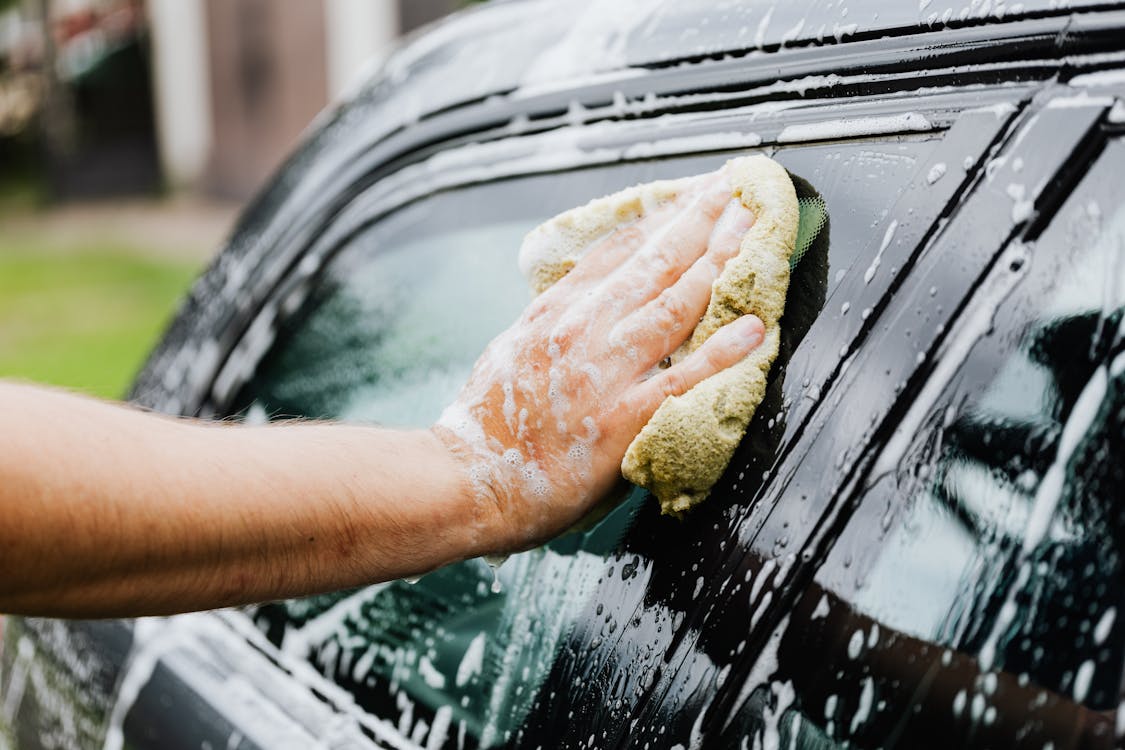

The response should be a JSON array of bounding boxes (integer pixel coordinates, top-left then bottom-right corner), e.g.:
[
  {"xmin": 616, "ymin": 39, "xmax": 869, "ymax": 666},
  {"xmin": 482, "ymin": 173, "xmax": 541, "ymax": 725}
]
[{"xmin": 425, "ymin": 424, "xmax": 512, "ymax": 558}]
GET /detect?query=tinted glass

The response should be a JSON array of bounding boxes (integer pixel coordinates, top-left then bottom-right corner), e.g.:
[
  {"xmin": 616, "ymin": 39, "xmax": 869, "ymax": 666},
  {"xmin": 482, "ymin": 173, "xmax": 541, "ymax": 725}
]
[
  {"xmin": 723, "ymin": 138, "xmax": 1125, "ymax": 749},
  {"xmin": 230, "ymin": 133, "xmax": 959, "ymax": 748}
]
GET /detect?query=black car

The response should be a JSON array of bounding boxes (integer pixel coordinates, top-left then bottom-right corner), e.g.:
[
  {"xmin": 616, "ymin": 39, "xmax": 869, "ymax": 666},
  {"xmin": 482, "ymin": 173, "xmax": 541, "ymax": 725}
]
[{"xmin": 4, "ymin": 1, "xmax": 1125, "ymax": 748}]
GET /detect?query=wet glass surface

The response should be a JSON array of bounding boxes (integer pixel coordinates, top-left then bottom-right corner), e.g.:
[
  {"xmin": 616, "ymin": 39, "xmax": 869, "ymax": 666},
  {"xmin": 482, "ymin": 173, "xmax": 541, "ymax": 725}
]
[
  {"xmin": 715, "ymin": 138, "xmax": 1125, "ymax": 749},
  {"xmin": 226, "ymin": 131, "xmax": 960, "ymax": 747}
]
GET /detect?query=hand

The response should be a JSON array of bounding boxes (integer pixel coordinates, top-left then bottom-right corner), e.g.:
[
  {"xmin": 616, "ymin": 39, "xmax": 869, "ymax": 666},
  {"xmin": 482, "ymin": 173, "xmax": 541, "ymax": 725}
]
[{"xmin": 432, "ymin": 168, "xmax": 765, "ymax": 551}]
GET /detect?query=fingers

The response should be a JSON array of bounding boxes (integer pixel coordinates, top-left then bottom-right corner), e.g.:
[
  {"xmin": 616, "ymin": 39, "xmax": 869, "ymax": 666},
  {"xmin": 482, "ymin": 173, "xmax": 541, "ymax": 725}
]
[
  {"xmin": 611, "ymin": 199, "xmax": 755, "ymax": 367},
  {"xmin": 595, "ymin": 174, "xmax": 734, "ymax": 310},
  {"xmin": 618, "ymin": 314, "xmax": 764, "ymax": 428},
  {"xmin": 559, "ymin": 174, "xmax": 711, "ymax": 292},
  {"xmin": 707, "ymin": 198, "xmax": 758, "ymax": 268}
]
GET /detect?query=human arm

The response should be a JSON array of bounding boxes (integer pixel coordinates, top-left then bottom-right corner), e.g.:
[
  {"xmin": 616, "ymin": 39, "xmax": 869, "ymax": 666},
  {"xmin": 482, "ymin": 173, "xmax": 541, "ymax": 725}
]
[
  {"xmin": 0, "ymin": 385, "xmax": 485, "ymax": 617},
  {"xmin": 0, "ymin": 168, "xmax": 763, "ymax": 618}
]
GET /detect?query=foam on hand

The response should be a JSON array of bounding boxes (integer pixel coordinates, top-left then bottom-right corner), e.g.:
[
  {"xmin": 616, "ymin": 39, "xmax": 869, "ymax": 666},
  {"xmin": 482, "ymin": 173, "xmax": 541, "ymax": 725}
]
[
  {"xmin": 520, "ymin": 155, "xmax": 799, "ymax": 515},
  {"xmin": 518, "ymin": 178, "xmax": 686, "ymax": 294}
]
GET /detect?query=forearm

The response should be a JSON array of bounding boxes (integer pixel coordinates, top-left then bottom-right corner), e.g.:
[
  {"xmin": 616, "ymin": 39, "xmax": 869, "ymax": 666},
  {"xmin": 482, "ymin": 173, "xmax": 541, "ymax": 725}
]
[{"xmin": 0, "ymin": 382, "xmax": 491, "ymax": 618}]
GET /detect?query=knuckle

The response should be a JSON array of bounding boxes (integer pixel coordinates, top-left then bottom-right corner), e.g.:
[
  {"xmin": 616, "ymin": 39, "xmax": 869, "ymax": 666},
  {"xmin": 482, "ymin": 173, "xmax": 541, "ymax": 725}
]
[
  {"xmin": 548, "ymin": 320, "xmax": 580, "ymax": 357},
  {"xmin": 699, "ymin": 343, "xmax": 728, "ymax": 373},
  {"xmin": 523, "ymin": 296, "xmax": 552, "ymax": 323},
  {"xmin": 612, "ymin": 225, "xmax": 646, "ymax": 249},
  {"xmin": 650, "ymin": 260, "xmax": 683, "ymax": 291},
  {"xmin": 650, "ymin": 242, "xmax": 683, "ymax": 272},
  {"xmin": 659, "ymin": 369, "xmax": 689, "ymax": 400},
  {"xmin": 655, "ymin": 293, "xmax": 690, "ymax": 331},
  {"xmin": 704, "ymin": 191, "xmax": 731, "ymax": 218},
  {"xmin": 607, "ymin": 319, "xmax": 637, "ymax": 352}
]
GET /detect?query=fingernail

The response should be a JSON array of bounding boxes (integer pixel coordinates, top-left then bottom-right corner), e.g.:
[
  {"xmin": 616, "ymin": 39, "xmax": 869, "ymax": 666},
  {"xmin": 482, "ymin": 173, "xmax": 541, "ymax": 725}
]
[{"xmin": 733, "ymin": 315, "xmax": 764, "ymax": 348}]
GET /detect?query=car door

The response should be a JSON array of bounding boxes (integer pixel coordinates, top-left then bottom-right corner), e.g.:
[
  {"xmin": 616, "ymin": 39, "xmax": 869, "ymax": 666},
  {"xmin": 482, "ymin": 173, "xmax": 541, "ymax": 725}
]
[
  {"xmin": 117, "ymin": 75, "xmax": 1020, "ymax": 750},
  {"xmin": 518, "ymin": 88, "xmax": 1125, "ymax": 750},
  {"xmin": 719, "ymin": 108, "xmax": 1125, "ymax": 750}
]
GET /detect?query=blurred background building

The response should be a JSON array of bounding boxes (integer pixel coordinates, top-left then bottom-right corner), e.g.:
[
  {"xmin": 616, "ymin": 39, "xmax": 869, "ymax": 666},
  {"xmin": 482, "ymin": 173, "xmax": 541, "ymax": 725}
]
[
  {"xmin": 1, "ymin": 0, "xmax": 465, "ymax": 202},
  {"xmin": 0, "ymin": 0, "xmax": 469, "ymax": 398}
]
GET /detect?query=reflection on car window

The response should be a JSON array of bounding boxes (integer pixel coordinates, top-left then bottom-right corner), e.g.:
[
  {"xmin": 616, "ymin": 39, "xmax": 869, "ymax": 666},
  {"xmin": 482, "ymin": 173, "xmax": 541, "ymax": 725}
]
[
  {"xmin": 229, "ymin": 136, "xmax": 953, "ymax": 748},
  {"xmin": 728, "ymin": 139, "xmax": 1125, "ymax": 749},
  {"xmin": 240, "ymin": 218, "xmax": 534, "ymax": 427}
]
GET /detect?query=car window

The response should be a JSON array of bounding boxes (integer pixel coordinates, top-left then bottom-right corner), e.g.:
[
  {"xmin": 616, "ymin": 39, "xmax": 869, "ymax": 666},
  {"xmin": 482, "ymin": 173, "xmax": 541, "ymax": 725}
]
[
  {"xmin": 226, "ymin": 129, "xmax": 981, "ymax": 748},
  {"xmin": 719, "ymin": 137, "xmax": 1125, "ymax": 749}
]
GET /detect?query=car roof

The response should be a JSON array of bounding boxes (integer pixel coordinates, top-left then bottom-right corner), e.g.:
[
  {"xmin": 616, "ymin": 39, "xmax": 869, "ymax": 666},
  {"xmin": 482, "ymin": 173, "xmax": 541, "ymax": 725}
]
[{"xmin": 373, "ymin": 0, "xmax": 1123, "ymax": 118}]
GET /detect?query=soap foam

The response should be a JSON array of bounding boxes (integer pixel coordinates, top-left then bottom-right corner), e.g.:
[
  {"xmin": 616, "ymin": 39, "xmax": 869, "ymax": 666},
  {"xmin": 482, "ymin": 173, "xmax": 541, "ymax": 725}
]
[{"xmin": 517, "ymin": 178, "xmax": 688, "ymax": 295}]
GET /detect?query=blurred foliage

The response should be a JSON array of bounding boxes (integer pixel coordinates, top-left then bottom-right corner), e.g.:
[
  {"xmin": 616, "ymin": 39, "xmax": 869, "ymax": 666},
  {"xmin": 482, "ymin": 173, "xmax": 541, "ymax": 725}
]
[{"xmin": 0, "ymin": 241, "xmax": 198, "ymax": 398}]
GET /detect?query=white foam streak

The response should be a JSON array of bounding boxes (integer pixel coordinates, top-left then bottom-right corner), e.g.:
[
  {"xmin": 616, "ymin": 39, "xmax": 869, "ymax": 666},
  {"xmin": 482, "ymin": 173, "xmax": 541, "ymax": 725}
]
[
  {"xmin": 103, "ymin": 619, "xmax": 163, "ymax": 750},
  {"xmin": 863, "ymin": 220, "xmax": 899, "ymax": 285},
  {"xmin": 1023, "ymin": 364, "xmax": 1107, "ymax": 552},
  {"xmin": 455, "ymin": 633, "xmax": 486, "ymax": 688},
  {"xmin": 778, "ymin": 113, "xmax": 934, "ymax": 143}
]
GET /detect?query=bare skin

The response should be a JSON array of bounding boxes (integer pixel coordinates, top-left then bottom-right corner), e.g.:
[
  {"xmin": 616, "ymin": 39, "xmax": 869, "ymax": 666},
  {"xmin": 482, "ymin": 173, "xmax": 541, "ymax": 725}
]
[{"xmin": 0, "ymin": 168, "xmax": 763, "ymax": 618}]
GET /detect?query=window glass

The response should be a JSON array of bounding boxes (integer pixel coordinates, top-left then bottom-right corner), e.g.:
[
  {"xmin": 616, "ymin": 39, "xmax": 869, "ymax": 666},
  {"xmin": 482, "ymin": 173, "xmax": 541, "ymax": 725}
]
[
  {"xmin": 229, "ymin": 135, "xmax": 952, "ymax": 748},
  {"xmin": 728, "ymin": 139, "xmax": 1125, "ymax": 749}
]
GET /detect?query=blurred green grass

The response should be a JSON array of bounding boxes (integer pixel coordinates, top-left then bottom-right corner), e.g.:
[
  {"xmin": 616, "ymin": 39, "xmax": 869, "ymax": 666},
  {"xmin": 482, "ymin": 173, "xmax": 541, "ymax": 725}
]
[{"xmin": 0, "ymin": 240, "xmax": 200, "ymax": 398}]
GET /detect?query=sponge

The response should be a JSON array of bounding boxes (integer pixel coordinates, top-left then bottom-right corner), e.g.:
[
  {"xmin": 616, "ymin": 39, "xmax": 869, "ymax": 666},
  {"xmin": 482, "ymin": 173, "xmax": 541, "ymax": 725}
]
[{"xmin": 520, "ymin": 155, "xmax": 800, "ymax": 516}]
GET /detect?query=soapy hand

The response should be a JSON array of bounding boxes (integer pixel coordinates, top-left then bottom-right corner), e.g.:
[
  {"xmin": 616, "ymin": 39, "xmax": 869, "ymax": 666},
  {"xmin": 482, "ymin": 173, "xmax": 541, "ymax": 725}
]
[{"xmin": 432, "ymin": 169, "xmax": 765, "ymax": 552}]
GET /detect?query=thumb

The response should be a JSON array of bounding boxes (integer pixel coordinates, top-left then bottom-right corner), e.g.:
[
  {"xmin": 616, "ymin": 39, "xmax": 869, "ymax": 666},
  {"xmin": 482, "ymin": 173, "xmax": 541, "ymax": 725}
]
[{"xmin": 623, "ymin": 314, "xmax": 765, "ymax": 426}]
